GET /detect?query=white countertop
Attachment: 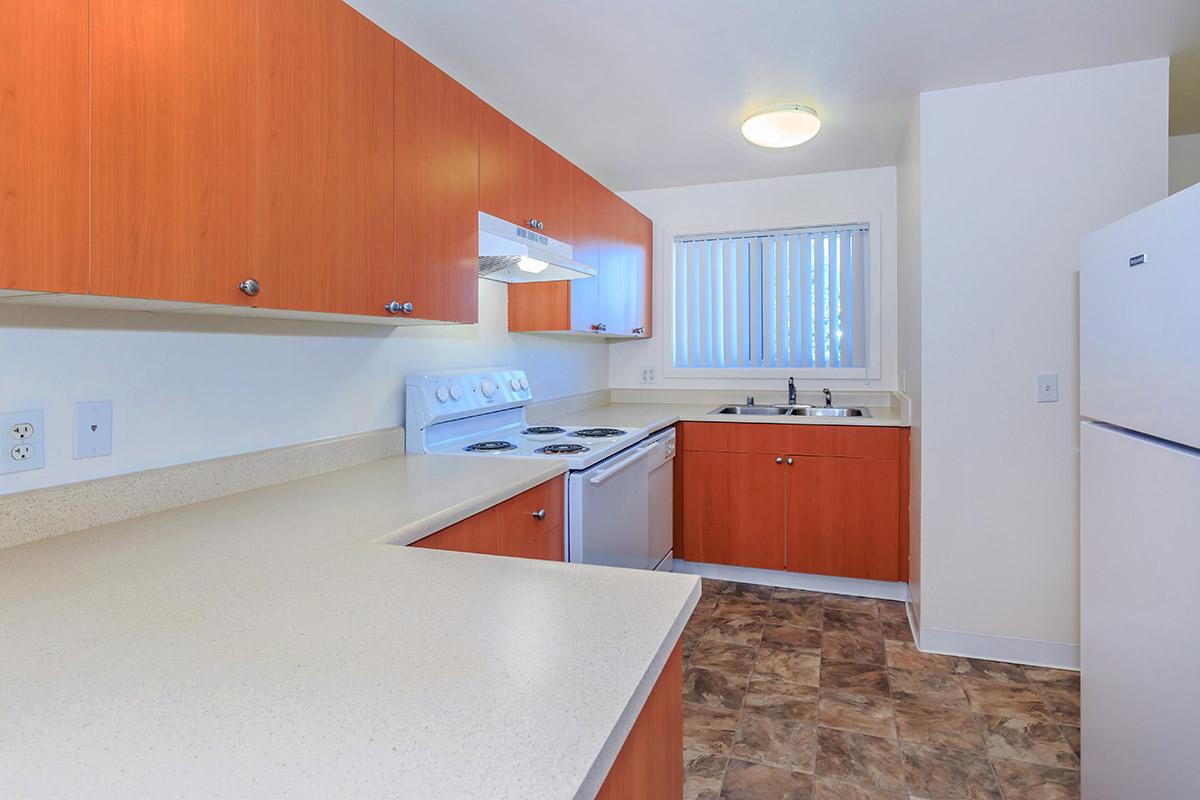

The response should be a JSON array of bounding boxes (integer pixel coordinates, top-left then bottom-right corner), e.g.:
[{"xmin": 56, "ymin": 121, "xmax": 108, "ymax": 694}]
[
  {"xmin": 539, "ymin": 399, "xmax": 909, "ymax": 433},
  {"xmin": 0, "ymin": 453, "xmax": 700, "ymax": 800}
]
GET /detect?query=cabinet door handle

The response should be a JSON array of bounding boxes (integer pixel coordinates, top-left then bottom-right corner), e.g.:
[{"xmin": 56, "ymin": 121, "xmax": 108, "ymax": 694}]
[
  {"xmin": 786, "ymin": 457, "xmax": 794, "ymax": 465},
  {"xmin": 532, "ymin": 508, "xmax": 546, "ymax": 520},
  {"xmin": 385, "ymin": 300, "xmax": 414, "ymax": 315},
  {"xmin": 775, "ymin": 457, "xmax": 784, "ymax": 464},
  {"xmin": 239, "ymin": 278, "xmax": 261, "ymax": 297}
]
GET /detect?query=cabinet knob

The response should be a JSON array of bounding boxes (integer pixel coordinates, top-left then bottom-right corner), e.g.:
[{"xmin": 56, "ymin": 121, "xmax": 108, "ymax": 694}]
[
  {"xmin": 786, "ymin": 457, "xmax": 794, "ymax": 465},
  {"xmin": 238, "ymin": 278, "xmax": 261, "ymax": 297},
  {"xmin": 385, "ymin": 300, "xmax": 414, "ymax": 315},
  {"xmin": 598, "ymin": 323, "xmax": 607, "ymax": 332},
  {"xmin": 528, "ymin": 219, "xmax": 544, "ymax": 230},
  {"xmin": 775, "ymin": 457, "xmax": 784, "ymax": 464},
  {"xmin": 632, "ymin": 326, "xmax": 645, "ymax": 335},
  {"xmin": 532, "ymin": 508, "xmax": 546, "ymax": 520}
]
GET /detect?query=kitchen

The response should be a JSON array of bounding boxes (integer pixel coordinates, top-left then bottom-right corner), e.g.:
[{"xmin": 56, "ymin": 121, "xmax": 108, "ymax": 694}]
[{"xmin": 2, "ymin": 2, "xmax": 1198, "ymax": 798}]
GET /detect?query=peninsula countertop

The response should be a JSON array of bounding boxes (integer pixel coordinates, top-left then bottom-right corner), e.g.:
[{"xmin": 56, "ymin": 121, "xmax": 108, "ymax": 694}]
[{"xmin": 0, "ymin": 453, "xmax": 700, "ymax": 799}]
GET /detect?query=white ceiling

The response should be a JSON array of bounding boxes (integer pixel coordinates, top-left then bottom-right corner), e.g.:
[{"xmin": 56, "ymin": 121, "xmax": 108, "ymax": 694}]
[{"xmin": 350, "ymin": 0, "xmax": 1200, "ymax": 190}]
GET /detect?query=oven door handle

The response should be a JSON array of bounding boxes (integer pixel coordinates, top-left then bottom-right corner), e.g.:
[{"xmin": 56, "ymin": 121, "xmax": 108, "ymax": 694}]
[{"xmin": 587, "ymin": 443, "xmax": 656, "ymax": 486}]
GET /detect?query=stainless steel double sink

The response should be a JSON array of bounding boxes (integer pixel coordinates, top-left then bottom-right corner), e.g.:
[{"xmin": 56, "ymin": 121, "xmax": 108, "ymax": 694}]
[{"xmin": 709, "ymin": 404, "xmax": 872, "ymax": 418}]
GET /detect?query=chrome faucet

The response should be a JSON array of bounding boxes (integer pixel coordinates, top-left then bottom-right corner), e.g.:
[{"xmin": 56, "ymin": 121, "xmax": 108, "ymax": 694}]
[
  {"xmin": 823, "ymin": 388, "xmax": 833, "ymax": 408},
  {"xmin": 787, "ymin": 377, "xmax": 796, "ymax": 406},
  {"xmin": 746, "ymin": 395, "xmax": 756, "ymax": 406}
]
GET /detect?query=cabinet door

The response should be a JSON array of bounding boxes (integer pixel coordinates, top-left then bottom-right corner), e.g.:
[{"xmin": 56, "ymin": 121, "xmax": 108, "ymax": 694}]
[
  {"xmin": 257, "ymin": 0, "xmax": 394, "ymax": 315},
  {"xmin": 529, "ymin": 138, "xmax": 573, "ymax": 241},
  {"xmin": 497, "ymin": 478, "xmax": 564, "ymax": 560},
  {"xmin": 596, "ymin": 188, "xmax": 632, "ymax": 334},
  {"xmin": 633, "ymin": 212, "xmax": 653, "ymax": 337},
  {"xmin": 91, "ymin": 0, "xmax": 255, "ymax": 305},
  {"xmin": 0, "ymin": 0, "xmax": 88, "ymax": 293},
  {"xmin": 683, "ymin": 452, "xmax": 786, "ymax": 569},
  {"xmin": 394, "ymin": 42, "xmax": 479, "ymax": 323},
  {"xmin": 478, "ymin": 102, "xmax": 532, "ymax": 227},
  {"xmin": 785, "ymin": 456, "xmax": 901, "ymax": 581},
  {"xmin": 568, "ymin": 166, "xmax": 604, "ymax": 331}
]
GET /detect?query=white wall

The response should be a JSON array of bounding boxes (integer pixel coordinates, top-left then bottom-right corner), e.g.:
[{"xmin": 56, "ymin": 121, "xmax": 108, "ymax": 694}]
[
  {"xmin": 896, "ymin": 106, "xmax": 922, "ymax": 622},
  {"xmin": 610, "ymin": 167, "xmax": 899, "ymax": 392},
  {"xmin": 917, "ymin": 58, "xmax": 1168, "ymax": 657},
  {"xmin": 1169, "ymin": 133, "xmax": 1200, "ymax": 194},
  {"xmin": 0, "ymin": 280, "xmax": 608, "ymax": 494}
]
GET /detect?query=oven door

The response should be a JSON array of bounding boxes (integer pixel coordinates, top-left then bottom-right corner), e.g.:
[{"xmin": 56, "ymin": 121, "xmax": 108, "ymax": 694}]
[{"xmin": 567, "ymin": 442, "xmax": 653, "ymax": 569}]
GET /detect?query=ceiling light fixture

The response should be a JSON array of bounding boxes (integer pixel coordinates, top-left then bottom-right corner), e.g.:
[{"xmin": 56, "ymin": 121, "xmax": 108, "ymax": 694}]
[{"xmin": 741, "ymin": 104, "xmax": 821, "ymax": 149}]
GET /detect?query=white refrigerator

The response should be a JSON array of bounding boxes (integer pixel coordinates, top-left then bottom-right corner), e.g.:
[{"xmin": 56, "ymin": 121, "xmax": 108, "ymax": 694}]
[{"xmin": 1079, "ymin": 183, "xmax": 1200, "ymax": 799}]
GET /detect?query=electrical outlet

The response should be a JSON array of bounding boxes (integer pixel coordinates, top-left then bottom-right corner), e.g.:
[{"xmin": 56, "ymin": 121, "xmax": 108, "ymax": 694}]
[
  {"xmin": 1, "ymin": 410, "xmax": 45, "ymax": 474},
  {"xmin": 74, "ymin": 401, "xmax": 113, "ymax": 459},
  {"xmin": 1036, "ymin": 373, "xmax": 1059, "ymax": 403},
  {"xmin": 640, "ymin": 366, "xmax": 658, "ymax": 384}
]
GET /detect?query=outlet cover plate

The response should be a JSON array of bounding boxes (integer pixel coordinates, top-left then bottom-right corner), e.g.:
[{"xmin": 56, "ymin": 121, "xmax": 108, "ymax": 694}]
[
  {"xmin": 2, "ymin": 409, "xmax": 45, "ymax": 474},
  {"xmin": 74, "ymin": 401, "xmax": 113, "ymax": 459},
  {"xmin": 1036, "ymin": 373, "xmax": 1059, "ymax": 403}
]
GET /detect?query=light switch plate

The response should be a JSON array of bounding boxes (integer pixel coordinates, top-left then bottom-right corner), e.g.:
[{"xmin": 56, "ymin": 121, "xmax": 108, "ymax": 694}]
[
  {"xmin": 1036, "ymin": 373, "xmax": 1059, "ymax": 403},
  {"xmin": 74, "ymin": 401, "xmax": 113, "ymax": 459},
  {"xmin": 2, "ymin": 409, "xmax": 45, "ymax": 474}
]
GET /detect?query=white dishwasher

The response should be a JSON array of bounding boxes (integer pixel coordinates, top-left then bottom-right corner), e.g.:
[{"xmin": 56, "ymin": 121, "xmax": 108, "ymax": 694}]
[{"xmin": 567, "ymin": 428, "xmax": 675, "ymax": 571}]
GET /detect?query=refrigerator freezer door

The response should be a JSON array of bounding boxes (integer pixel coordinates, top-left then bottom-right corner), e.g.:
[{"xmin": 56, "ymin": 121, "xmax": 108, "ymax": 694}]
[
  {"xmin": 1081, "ymin": 422, "xmax": 1200, "ymax": 799},
  {"xmin": 1080, "ymin": 183, "xmax": 1200, "ymax": 450}
]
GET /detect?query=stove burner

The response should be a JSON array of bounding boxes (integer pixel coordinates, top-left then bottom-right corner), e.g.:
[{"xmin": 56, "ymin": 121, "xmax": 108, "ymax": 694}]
[
  {"xmin": 522, "ymin": 426, "xmax": 566, "ymax": 436},
  {"xmin": 537, "ymin": 443, "xmax": 589, "ymax": 455},
  {"xmin": 463, "ymin": 440, "xmax": 517, "ymax": 452},
  {"xmin": 568, "ymin": 427, "xmax": 627, "ymax": 438}
]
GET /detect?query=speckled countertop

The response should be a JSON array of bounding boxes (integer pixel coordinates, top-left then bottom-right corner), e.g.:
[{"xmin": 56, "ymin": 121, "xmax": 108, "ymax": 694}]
[
  {"xmin": 536, "ymin": 398, "xmax": 909, "ymax": 433},
  {"xmin": 0, "ymin": 453, "xmax": 700, "ymax": 800}
]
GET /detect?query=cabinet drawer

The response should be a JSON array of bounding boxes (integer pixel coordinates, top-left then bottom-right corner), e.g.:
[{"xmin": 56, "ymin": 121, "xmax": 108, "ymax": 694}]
[
  {"xmin": 411, "ymin": 477, "xmax": 564, "ymax": 559},
  {"xmin": 680, "ymin": 422, "xmax": 901, "ymax": 460}
]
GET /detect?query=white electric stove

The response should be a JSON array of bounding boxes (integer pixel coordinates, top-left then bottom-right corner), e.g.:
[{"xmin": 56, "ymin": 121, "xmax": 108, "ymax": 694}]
[{"xmin": 405, "ymin": 368, "xmax": 674, "ymax": 571}]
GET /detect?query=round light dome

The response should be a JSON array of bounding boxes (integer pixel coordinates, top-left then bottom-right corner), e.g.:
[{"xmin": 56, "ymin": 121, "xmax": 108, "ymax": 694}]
[{"xmin": 741, "ymin": 105, "xmax": 821, "ymax": 149}]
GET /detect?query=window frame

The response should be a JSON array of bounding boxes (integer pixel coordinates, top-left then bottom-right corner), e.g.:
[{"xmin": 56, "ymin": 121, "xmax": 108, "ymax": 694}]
[{"xmin": 663, "ymin": 212, "xmax": 884, "ymax": 381}]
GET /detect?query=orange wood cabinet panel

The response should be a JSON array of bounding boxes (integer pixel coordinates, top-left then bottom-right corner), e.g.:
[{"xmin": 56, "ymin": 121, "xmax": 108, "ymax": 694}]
[
  {"xmin": 785, "ymin": 456, "xmax": 902, "ymax": 581},
  {"xmin": 496, "ymin": 477, "xmax": 565, "ymax": 560},
  {"xmin": 478, "ymin": 101, "xmax": 533, "ymax": 228},
  {"xmin": 0, "ymin": 0, "xmax": 88, "ymax": 293},
  {"xmin": 256, "ymin": 0, "xmax": 394, "ymax": 316},
  {"xmin": 528, "ymin": 137, "xmax": 573, "ymax": 241},
  {"xmin": 409, "ymin": 508, "xmax": 500, "ymax": 555},
  {"xmin": 394, "ymin": 41, "xmax": 479, "ymax": 323},
  {"xmin": 682, "ymin": 451, "xmax": 786, "ymax": 570},
  {"xmin": 596, "ymin": 642, "xmax": 683, "ymax": 800},
  {"xmin": 681, "ymin": 421, "xmax": 901, "ymax": 460},
  {"xmin": 898, "ymin": 430, "xmax": 911, "ymax": 582},
  {"xmin": 634, "ymin": 211, "xmax": 653, "ymax": 337},
  {"xmin": 507, "ymin": 280, "xmax": 573, "ymax": 333},
  {"xmin": 672, "ymin": 424, "xmax": 687, "ymax": 561},
  {"xmin": 411, "ymin": 478, "xmax": 565, "ymax": 561},
  {"xmin": 90, "ymin": 0, "xmax": 256, "ymax": 305}
]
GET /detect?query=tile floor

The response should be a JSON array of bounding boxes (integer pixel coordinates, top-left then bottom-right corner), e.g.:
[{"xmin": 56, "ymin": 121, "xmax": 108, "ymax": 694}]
[{"xmin": 682, "ymin": 579, "xmax": 1081, "ymax": 800}]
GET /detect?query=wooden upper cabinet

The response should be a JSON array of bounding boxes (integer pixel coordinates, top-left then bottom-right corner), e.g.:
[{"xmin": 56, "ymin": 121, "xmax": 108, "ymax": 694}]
[
  {"xmin": 90, "ymin": 0, "xmax": 256, "ymax": 305},
  {"xmin": 634, "ymin": 211, "xmax": 654, "ymax": 337},
  {"xmin": 394, "ymin": 42, "xmax": 479, "ymax": 323},
  {"xmin": 0, "ymin": 0, "xmax": 88, "ymax": 294},
  {"xmin": 478, "ymin": 101, "xmax": 572, "ymax": 240},
  {"xmin": 785, "ymin": 456, "xmax": 901, "ymax": 581},
  {"xmin": 479, "ymin": 102, "xmax": 533, "ymax": 227},
  {"xmin": 529, "ymin": 138, "xmax": 572, "ymax": 241},
  {"xmin": 257, "ymin": 0, "xmax": 394, "ymax": 316}
]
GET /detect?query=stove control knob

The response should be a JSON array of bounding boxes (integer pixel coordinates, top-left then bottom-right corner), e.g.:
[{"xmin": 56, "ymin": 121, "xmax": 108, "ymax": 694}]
[
  {"xmin": 481, "ymin": 379, "xmax": 497, "ymax": 398},
  {"xmin": 519, "ymin": 377, "xmax": 529, "ymax": 390},
  {"xmin": 449, "ymin": 385, "xmax": 463, "ymax": 401},
  {"xmin": 435, "ymin": 387, "xmax": 450, "ymax": 403},
  {"xmin": 509, "ymin": 378, "xmax": 522, "ymax": 391}
]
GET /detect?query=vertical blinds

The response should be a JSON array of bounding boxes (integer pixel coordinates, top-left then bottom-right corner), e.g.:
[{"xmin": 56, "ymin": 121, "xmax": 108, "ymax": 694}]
[{"xmin": 672, "ymin": 224, "xmax": 869, "ymax": 369}]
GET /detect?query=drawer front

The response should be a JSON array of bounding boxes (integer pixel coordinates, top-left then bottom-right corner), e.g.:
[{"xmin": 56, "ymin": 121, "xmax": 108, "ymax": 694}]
[
  {"xmin": 410, "ymin": 509, "xmax": 499, "ymax": 555},
  {"xmin": 680, "ymin": 421, "xmax": 901, "ymax": 460},
  {"xmin": 498, "ymin": 477, "xmax": 564, "ymax": 559}
]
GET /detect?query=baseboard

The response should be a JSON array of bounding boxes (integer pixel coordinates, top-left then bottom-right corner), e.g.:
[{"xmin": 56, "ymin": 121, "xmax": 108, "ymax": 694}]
[
  {"xmin": 917, "ymin": 625, "xmax": 1080, "ymax": 670},
  {"xmin": 673, "ymin": 560, "xmax": 909, "ymax": 602}
]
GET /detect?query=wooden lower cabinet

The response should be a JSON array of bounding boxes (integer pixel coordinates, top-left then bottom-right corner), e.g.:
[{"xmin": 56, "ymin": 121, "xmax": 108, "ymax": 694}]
[
  {"xmin": 680, "ymin": 422, "xmax": 910, "ymax": 581},
  {"xmin": 786, "ymin": 456, "xmax": 901, "ymax": 581},
  {"xmin": 682, "ymin": 451, "xmax": 786, "ymax": 570},
  {"xmin": 596, "ymin": 642, "xmax": 683, "ymax": 800},
  {"xmin": 410, "ymin": 477, "xmax": 563, "ymax": 560}
]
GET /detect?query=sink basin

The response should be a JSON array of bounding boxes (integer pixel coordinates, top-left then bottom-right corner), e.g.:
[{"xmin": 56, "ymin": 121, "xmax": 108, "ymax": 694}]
[
  {"xmin": 791, "ymin": 407, "xmax": 872, "ymax": 417},
  {"xmin": 711, "ymin": 404, "xmax": 793, "ymax": 416}
]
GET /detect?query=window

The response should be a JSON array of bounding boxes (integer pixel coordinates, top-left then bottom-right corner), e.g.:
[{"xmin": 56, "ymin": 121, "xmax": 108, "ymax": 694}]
[{"xmin": 671, "ymin": 223, "xmax": 871, "ymax": 372}]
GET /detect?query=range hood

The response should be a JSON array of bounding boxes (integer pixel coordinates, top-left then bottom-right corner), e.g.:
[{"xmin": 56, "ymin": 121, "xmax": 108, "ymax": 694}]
[{"xmin": 478, "ymin": 211, "xmax": 597, "ymax": 283}]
